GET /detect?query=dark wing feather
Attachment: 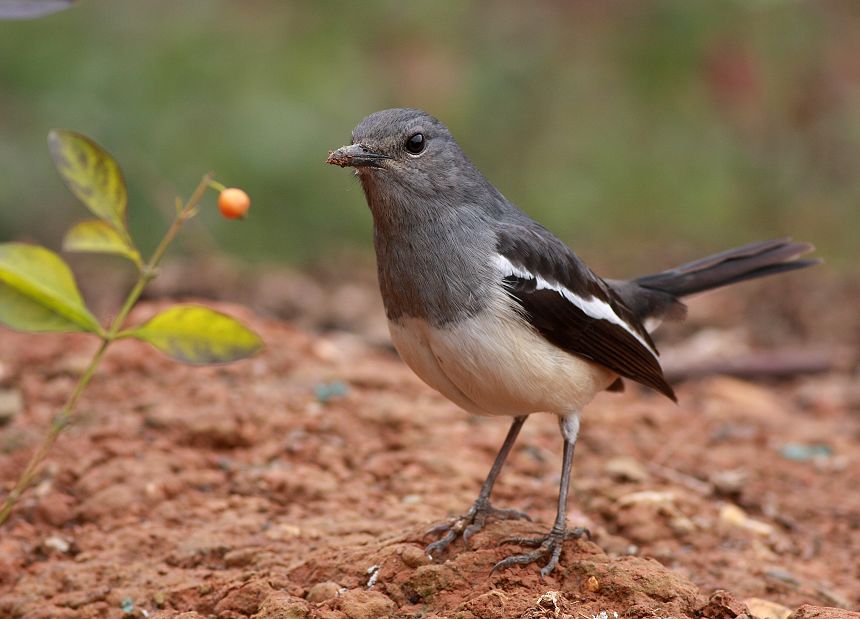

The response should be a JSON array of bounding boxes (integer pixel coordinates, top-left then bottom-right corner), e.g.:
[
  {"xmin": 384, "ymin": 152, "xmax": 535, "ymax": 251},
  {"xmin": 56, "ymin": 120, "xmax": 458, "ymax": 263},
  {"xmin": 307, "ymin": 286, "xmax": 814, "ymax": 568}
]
[{"xmin": 497, "ymin": 223, "xmax": 676, "ymax": 401}]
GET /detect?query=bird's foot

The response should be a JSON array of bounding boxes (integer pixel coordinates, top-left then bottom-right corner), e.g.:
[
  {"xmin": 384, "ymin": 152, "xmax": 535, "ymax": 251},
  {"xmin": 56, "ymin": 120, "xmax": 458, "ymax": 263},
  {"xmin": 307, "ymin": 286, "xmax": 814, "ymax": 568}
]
[
  {"xmin": 491, "ymin": 525, "xmax": 590, "ymax": 577},
  {"xmin": 425, "ymin": 497, "xmax": 531, "ymax": 559}
]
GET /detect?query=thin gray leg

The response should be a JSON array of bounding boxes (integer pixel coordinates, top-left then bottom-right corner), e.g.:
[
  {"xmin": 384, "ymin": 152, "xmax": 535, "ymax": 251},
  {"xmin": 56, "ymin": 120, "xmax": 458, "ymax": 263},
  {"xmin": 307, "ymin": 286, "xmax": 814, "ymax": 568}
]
[
  {"xmin": 476, "ymin": 415, "xmax": 528, "ymax": 503},
  {"xmin": 426, "ymin": 415, "xmax": 530, "ymax": 557},
  {"xmin": 492, "ymin": 413, "xmax": 588, "ymax": 577}
]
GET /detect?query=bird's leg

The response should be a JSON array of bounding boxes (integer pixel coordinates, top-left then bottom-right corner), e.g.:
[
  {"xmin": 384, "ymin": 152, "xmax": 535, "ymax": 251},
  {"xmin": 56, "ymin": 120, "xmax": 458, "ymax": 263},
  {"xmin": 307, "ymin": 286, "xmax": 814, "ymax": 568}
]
[
  {"xmin": 492, "ymin": 413, "xmax": 588, "ymax": 577},
  {"xmin": 425, "ymin": 415, "xmax": 530, "ymax": 558}
]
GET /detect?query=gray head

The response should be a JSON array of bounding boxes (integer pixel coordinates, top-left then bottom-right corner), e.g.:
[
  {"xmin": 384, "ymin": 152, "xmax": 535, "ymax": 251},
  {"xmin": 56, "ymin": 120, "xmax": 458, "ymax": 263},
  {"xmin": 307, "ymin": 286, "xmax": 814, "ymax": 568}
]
[
  {"xmin": 327, "ymin": 108, "xmax": 504, "ymax": 226},
  {"xmin": 327, "ymin": 109, "xmax": 513, "ymax": 322}
]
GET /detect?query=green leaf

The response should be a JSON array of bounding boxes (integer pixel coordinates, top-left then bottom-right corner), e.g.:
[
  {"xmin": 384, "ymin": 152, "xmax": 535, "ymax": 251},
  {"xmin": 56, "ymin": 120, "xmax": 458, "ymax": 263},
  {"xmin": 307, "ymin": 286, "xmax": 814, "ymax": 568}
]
[
  {"xmin": 0, "ymin": 0, "xmax": 76, "ymax": 20},
  {"xmin": 125, "ymin": 305, "xmax": 263, "ymax": 365},
  {"xmin": 0, "ymin": 284, "xmax": 83, "ymax": 332},
  {"xmin": 63, "ymin": 220, "xmax": 142, "ymax": 267},
  {"xmin": 0, "ymin": 242, "xmax": 102, "ymax": 334},
  {"xmin": 48, "ymin": 130, "xmax": 129, "ymax": 235}
]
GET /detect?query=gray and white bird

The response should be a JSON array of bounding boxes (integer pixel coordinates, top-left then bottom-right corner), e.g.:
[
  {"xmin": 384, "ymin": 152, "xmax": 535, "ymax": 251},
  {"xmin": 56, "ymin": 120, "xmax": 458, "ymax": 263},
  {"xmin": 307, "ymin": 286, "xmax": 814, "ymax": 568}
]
[{"xmin": 326, "ymin": 108, "xmax": 818, "ymax": 576}]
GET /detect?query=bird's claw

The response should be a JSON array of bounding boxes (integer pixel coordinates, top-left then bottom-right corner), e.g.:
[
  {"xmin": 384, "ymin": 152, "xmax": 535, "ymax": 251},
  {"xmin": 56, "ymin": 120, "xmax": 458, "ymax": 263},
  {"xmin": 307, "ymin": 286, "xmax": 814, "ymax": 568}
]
[
  {"xmin": 425, "ymin": 499, "xmax": 530, "ymax": 558},
  {"xmin": 492, "ymin": 526, "xmax": 589, "ymax": 577},
  {"xmin": 501, "ymin": 526, "xmax": 590, "ymax": 547}
]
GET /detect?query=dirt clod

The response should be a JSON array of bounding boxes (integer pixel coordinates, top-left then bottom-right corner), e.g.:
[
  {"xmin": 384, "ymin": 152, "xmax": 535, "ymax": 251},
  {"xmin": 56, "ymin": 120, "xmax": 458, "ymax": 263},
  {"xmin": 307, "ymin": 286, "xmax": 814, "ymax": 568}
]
[
  {"xmin": 788, "ymin": 606, "xmax": 860, "ymax": 619},
  {"xmin": 333, "ymin": 589, "xmax": 396, "ymax": 619},
  {"xmin": 254, "ymin": 592, "xmax": 310, "ymax": 619},
  {"xmin": 700, "ymin": 590, "xmax": 751, "ymax": 619},
  {"xmin": 745, "ymin": 598, "xmax": 792, "ymax": 619},
  {"xmin": 398, "ymin": 544, "xmax": 431, "ymax": 568},
  {"xmin": 307, "ymin": 582, "xmax": 342, "ymax": 604}
]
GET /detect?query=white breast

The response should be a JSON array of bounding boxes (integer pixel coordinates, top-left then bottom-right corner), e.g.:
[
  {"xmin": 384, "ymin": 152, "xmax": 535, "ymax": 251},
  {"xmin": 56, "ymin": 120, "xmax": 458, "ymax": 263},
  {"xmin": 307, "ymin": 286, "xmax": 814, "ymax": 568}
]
[{"xmin": 388, "ymin": 291, "xmax": 617, "ymax": 417}]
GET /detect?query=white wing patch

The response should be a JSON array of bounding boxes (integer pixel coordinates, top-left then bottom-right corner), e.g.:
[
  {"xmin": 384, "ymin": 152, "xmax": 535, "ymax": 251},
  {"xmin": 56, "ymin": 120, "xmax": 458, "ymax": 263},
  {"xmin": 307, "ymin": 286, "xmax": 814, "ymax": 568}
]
[{"xmin": 491, "ymin": 253, "xmax": 656, "ymax": 356}]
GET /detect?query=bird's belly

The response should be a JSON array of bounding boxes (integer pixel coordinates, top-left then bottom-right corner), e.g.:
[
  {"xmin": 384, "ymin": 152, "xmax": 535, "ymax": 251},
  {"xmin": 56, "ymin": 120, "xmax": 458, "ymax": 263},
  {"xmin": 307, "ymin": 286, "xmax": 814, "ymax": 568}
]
[
  {"xmin": 388, "ymin": 305, "xmax": 616, "ymax": 417},
  {"xmin": 388, "ymin": 318, "xmax": 495, "ymax": 416}
]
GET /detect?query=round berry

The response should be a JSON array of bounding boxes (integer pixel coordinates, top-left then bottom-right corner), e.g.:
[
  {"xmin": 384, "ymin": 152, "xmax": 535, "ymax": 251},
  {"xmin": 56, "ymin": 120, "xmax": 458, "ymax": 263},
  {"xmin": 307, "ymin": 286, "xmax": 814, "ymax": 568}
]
[{"xmin": 218, "ymin": 188, "xmax": 250, "ymax": 219}]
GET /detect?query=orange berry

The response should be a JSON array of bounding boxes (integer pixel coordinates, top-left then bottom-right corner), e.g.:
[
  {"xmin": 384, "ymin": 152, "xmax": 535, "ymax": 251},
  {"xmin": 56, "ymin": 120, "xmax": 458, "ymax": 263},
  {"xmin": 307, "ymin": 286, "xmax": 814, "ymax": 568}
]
[{"xmin": 218, "ymin": 188, "xmax": 250, "ymax": 219}]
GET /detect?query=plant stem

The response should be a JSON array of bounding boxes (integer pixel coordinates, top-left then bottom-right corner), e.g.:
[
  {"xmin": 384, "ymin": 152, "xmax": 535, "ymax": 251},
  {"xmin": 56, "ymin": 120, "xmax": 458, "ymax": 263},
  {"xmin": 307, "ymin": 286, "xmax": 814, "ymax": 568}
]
[
  {"xmin": 207, "ymin": 179, "xmax": 227, "ymax": 192},
  {"xmin": 0, "ymin": 173, "xmax": 214, "ymax": 527},
  {"xmin": 0, "ymin": 340, "xmax": 108, "ymax": 525},
  {"xmin": 106, "ymin": 173, "xmax": 213, "ymax": 340}
]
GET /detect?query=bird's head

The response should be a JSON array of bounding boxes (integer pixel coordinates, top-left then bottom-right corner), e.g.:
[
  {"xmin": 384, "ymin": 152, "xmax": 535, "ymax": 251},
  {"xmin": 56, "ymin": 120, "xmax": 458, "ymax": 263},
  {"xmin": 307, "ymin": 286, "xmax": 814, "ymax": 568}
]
[{"xmin": 327, "ymin": 109, "xmax": 493, "ymax": 221}]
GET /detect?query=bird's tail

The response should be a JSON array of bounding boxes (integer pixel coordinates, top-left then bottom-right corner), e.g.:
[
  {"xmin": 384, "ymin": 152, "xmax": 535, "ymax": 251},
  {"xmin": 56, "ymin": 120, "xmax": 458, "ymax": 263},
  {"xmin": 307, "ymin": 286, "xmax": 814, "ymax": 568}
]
[{"xmin": 633, "ymin": 238, "xmax": 820, "ymax": 298}]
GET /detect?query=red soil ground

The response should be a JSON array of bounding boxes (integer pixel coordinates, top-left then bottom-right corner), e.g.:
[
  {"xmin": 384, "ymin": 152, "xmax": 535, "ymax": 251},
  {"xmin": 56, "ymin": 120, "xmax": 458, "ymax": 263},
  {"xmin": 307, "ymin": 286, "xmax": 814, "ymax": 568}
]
[{"xmin": 0, "ymin": 271, "xmax": 858, "ymax": 618}]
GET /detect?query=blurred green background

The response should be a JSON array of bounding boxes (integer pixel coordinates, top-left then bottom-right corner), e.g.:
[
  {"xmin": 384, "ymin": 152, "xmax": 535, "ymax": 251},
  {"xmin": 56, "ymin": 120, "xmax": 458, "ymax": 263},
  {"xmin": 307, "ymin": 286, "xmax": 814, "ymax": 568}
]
[{"xmin": 1, "ymin": 0, "xmax": 858, "ymax": 274}]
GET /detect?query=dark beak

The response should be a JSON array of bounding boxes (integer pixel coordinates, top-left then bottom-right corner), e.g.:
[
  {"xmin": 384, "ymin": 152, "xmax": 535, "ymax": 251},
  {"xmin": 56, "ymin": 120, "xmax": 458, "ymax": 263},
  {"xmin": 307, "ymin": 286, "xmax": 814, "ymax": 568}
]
[{"xmin": 326, "ymin": 143, "xmax": 390, "ymax": 169}]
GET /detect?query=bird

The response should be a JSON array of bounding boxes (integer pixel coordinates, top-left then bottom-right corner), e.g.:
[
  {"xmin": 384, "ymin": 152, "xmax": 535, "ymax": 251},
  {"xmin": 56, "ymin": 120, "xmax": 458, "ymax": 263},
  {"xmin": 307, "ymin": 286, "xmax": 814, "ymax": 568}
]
[{"xmin": 326, "ymin": 108, "xmax": 819, "ymax": 576}]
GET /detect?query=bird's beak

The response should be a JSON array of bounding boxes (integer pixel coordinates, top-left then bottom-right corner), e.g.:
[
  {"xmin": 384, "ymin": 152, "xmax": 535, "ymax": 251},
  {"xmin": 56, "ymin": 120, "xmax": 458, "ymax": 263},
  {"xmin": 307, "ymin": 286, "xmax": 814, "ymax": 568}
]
[{"xmin": 326, "ymin": 143, "xmax": 390, "ymax": 169}]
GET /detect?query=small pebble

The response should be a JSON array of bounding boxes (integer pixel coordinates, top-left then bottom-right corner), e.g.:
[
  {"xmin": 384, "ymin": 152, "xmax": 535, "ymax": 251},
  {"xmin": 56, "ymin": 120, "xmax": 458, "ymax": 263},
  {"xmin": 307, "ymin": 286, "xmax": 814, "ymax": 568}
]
[
  {"xmin": 669, "ymin": 515, "xmax": 697, "ymax": 534},
  {"xmin": 43, "ymin": 536, "xmax": 71, "ymax": 553},
  {"xmin": 604, "ymin": 457, "xmax": 649, "ymax": 483},
  {"xmin": 313, "ymin": 381, "xmax": 349, "ymax": 404},
  {"xmin": 307, "ymin": 581, "xmax": 341, "ymax": 603},
  {"xmin": 744, "ymin": 597, "xmax": 791, "ymax": 619},
  {"xmin": 719, "ymin": 504, "xmax": 774, "ymax": 536},
  {"xmin": 0, "ymin": 389, "xmax": 23, "ymax": 426},
  {"xmin": 585, "ymin": 575, "xmax": 600, "ymax": 592},
  {"xmin": 365, "ymin": 564, "xmax": 380, "ymax": 589},
  {"xmin": 709, "ymin": 469, "xmax": 748, "ymax": 495},
  {"xmin": 399, "ymin": 545, "xmax": 430, "ymax": 568},
  {"xmin": 779, "ymin": 443, "xmax": 832, "ymax": 462},
  {"xmin": 617, "ymin": 490, "xmax": 675, "ymax": 507}
]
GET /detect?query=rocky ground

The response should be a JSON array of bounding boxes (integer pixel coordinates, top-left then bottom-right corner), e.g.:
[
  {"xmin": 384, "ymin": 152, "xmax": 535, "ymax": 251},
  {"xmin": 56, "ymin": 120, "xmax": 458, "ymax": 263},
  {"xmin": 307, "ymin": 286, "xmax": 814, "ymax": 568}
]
[{"xmin": 0, "ymin": 268, "xmax": 858, "ymax": 618}]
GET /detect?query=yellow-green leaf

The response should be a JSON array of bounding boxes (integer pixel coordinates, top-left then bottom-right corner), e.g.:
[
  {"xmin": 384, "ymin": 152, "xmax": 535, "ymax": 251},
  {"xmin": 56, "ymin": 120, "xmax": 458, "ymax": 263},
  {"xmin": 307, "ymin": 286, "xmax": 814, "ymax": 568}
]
[
  {"xmin": 0, "ymin": 284, "xmax": 84, "ymax": 332},
  {"xmin": 0, "ymin": 242, "xmax": 102, "ymax": 334},
  {"xmin": 48, "ymin": 130, "xmax": 128, "ymax": 235},
  {"xmin": 125, "ymin": 305, "xmax": 263, "ymax": 365},
  {"xmin": 63, "ymin": 220, "xmax": 142, "ymax": 267}
]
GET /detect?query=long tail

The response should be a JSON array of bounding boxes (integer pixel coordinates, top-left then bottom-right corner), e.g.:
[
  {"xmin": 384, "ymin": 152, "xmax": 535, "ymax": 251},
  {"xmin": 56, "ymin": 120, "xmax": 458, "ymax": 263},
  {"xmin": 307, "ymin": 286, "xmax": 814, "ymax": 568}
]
[
  {"xmin": 634, "ymin": 238, "xmax": 819, "ymax": 298},
  {"xmin": 609, "ymin": 238, "xmax": 820, "ymax": 322}
]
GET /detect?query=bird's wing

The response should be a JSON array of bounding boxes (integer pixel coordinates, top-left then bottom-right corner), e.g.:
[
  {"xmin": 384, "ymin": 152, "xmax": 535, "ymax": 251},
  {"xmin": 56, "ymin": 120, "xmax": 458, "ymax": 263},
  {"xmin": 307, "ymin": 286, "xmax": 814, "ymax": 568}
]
[{"xmin": 494, "ymin": 223, "xmax": 676, "ymax": 401}]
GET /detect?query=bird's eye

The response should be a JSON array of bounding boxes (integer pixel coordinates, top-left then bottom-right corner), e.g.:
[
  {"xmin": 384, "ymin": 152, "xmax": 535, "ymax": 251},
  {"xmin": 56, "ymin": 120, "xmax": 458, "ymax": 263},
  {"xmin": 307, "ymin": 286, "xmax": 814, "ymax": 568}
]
[{"xmin": 405, "ymin": 133, "xmax": 425, "ymax": 155}]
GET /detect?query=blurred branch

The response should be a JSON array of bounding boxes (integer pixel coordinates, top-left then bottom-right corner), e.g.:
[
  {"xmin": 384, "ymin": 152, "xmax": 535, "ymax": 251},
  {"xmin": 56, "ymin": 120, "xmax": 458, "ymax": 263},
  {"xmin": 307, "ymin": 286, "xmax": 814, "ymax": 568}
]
[
  {"xmin": 0, "ymin": 0, "xmax": 76, "ymax": 20},
  {"xmin": 662, "ymin": 348, "xmax": 852, "ymax": 383}
]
